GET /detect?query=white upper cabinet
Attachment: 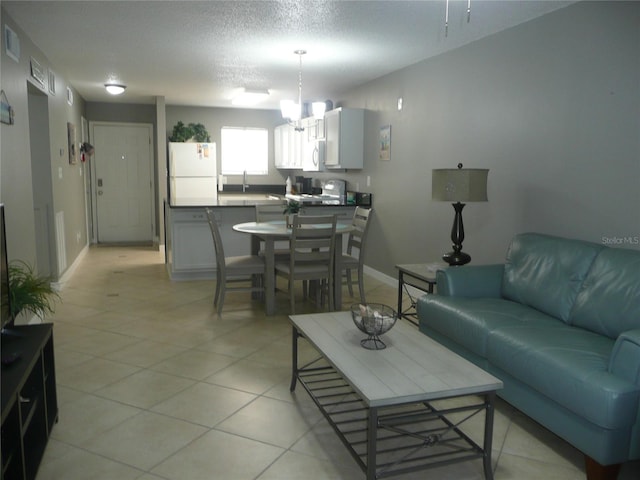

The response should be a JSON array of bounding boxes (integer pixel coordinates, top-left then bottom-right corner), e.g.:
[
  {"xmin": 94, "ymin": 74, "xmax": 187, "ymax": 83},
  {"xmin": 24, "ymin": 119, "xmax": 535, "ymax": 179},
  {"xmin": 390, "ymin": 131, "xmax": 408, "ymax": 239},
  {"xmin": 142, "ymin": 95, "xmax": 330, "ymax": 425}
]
[
  {"xmin": 274, "ymin": 124, "xmax": 304, "ymax": 169},
  {"xmin": 324, "ymin": 108, "xmax": 364, "ymax": 169}
]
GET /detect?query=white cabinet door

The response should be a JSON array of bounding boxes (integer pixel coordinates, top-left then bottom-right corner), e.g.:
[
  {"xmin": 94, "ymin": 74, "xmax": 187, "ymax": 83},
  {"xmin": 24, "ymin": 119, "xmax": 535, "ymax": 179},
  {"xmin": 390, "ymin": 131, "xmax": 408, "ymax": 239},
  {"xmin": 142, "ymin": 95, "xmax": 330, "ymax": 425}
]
[
  {"xmin": 274, "ymin": 124, "xmax": 288, "ymax": 168},
  {"xmin": 169, "ymin": 209, "xmax": 216, "ymax": 279},
  {"xmin": 323, "ymin": 108, "xmax": 364, "ymax": 169},
  {"xmin": 275, "ymin": 123, "xmax": 304, "ymax": 169}
]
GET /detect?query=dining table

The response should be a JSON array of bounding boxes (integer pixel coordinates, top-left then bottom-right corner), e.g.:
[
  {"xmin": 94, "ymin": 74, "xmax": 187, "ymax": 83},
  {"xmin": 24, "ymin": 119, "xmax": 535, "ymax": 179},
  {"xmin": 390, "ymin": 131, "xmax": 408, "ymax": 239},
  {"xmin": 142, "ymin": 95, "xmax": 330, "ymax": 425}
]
[{"xmin": 233, "ymin": 219, "xmax": 354, "ymax": 315}]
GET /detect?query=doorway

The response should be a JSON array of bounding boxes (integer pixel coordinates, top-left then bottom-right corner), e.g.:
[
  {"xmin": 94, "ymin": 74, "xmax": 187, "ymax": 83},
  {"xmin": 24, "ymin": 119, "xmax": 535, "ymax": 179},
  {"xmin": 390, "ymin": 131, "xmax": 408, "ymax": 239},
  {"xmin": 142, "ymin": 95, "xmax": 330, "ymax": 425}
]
[
  {"xmin": 27, "ymin": 82, "xmax": 56, "ymax": 278},
  {"xmin": 90, "ymin": 123, "xmax": 154, "ymax": 244}
]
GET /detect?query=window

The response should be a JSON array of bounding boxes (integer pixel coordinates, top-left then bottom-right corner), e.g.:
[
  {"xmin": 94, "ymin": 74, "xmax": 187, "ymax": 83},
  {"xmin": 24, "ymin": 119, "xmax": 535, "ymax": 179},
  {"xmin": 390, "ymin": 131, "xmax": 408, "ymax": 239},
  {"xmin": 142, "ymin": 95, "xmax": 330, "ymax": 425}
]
[{"xmin": 221, "ymin": 127, "xmax": 268, "ymax": 175}]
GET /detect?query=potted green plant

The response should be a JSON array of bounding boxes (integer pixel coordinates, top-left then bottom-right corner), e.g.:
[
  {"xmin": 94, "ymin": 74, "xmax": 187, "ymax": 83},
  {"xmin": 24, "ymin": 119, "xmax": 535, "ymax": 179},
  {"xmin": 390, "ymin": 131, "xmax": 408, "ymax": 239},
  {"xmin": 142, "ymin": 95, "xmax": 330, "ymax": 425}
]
[
  {"xmin": 9, "ymin": 260, "xmax": 60, "ymax": 321},
  {"xmin": 283, "ymin": 200, "xmax": 300, "ymax": 228},
  {"xmin": 168, "ymin": 121, "xmax": 211, "ymax": 142}
]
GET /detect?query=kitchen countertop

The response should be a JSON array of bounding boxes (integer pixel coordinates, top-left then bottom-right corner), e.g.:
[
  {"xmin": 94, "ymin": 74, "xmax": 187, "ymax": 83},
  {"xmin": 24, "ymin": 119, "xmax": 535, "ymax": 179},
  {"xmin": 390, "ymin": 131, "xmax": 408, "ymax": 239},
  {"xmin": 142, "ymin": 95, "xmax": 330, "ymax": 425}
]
[{"xmin": 168, "ymin": 193, "xmax": 352, "ymax": 208}]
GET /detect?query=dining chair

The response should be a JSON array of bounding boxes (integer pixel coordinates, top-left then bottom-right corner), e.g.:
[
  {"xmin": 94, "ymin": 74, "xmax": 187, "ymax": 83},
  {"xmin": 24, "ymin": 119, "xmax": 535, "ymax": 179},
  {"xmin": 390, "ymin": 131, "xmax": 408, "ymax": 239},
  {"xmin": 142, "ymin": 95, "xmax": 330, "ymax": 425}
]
[
  {"xmin": 340, "ymin": 207, "xmax": 373, "ymax": 303},
  {"xmin": 275, "ymin": 214, "xmax": 337, "ymax": 314},
  {"xmin": 205, "ymin": 208, "xmax": 265, "ymax": 314}
]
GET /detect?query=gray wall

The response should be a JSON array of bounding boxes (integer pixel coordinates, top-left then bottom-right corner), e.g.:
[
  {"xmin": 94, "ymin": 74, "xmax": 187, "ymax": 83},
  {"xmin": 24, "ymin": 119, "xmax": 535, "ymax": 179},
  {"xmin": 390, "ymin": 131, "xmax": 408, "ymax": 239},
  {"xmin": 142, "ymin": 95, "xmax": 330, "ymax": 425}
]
[
  {"xmin": 324, "ymin": 0, "xmax": 639, "ymax": 276},
  {"xmin": 1, "ymin": 9, "xmax": 87, "ymax": 279}
]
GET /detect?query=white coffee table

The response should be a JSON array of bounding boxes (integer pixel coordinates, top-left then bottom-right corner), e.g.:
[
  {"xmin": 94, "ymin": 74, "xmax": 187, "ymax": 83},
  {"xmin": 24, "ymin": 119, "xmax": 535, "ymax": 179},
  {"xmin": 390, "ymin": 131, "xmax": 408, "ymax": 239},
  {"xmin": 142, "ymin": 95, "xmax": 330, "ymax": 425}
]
[{"xmin": 289, "ymin": 311, "xmax": 503, "ymax": 479}]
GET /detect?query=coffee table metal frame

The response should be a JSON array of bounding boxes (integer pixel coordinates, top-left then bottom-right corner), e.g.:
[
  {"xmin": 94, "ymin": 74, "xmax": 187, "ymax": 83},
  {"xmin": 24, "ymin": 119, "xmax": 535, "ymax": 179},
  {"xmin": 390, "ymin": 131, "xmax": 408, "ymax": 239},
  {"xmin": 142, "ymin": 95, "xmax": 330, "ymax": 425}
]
[{"xmin": 289, "ymin": 313, "xmax": 501, "ymax": 480}]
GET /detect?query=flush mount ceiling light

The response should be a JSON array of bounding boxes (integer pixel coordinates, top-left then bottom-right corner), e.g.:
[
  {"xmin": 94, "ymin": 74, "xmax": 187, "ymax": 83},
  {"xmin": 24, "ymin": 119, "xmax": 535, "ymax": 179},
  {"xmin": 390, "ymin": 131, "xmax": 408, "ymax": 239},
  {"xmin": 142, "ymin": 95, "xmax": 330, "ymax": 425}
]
[
  {"xmin": 232, "ymin": 88, "xmax": 270, "ymax": 106},
  {"xmin": 280, "ymin": 50, "xmax": 326, "ymax": 132},
  {"xmin": 104, "ymin": 83, "xmax": 126, "ymax": 95}
]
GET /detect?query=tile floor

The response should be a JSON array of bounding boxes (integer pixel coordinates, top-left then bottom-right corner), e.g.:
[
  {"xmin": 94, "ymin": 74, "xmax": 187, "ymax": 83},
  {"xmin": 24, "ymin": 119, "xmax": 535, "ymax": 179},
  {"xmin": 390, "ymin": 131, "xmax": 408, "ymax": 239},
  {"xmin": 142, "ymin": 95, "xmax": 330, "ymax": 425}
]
[{"xmin": 33, "ymin": 246, "xmax": 639, "ymax": 480}]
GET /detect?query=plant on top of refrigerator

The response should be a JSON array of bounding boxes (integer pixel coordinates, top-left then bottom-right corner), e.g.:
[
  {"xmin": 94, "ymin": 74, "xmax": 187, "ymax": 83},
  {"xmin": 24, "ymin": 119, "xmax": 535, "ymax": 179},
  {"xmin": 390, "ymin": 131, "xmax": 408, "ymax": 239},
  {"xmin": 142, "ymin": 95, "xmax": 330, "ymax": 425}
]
[{"xmin": 169, "ymin": 121, "xmax": 211, "ymax": 142}]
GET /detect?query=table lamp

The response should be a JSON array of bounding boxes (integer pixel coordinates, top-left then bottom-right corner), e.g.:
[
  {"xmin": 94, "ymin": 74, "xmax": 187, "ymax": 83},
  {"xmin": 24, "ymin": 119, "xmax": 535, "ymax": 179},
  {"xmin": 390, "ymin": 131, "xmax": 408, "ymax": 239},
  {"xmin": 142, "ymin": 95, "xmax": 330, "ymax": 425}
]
[{"xmin": 432, "ymin": 163, "xmax": 488, "ymax": 266}]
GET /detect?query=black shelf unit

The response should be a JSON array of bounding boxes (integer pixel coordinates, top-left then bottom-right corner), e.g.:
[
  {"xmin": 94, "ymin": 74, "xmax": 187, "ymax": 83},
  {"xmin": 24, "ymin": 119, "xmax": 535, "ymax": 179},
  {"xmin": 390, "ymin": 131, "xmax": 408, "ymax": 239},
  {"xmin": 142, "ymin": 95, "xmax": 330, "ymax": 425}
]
[{"xmin": 1, "ymin": 324, "xmax": 58, "ymax": 480}]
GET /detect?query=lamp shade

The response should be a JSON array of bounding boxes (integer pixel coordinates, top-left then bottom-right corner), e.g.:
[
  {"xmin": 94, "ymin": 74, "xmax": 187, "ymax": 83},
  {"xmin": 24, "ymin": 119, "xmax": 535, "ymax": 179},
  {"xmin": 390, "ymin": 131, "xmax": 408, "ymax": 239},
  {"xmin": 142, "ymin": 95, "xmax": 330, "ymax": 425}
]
[{"xmin": 432, "ymin": 167, "xmax": 489, "ymax": 202}]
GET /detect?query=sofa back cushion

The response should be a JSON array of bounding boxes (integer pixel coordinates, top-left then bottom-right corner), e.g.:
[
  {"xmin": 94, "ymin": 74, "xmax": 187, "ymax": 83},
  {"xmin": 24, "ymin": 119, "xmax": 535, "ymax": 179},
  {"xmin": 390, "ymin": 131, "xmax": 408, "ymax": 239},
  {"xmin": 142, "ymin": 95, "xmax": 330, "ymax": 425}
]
[
  {"xmin": 502, "ymin": 233, "xmax": 603, "ymax": 323},
  {"xmin": 569, "ymin": 247, "xmax": 640, "ymax": 338}
]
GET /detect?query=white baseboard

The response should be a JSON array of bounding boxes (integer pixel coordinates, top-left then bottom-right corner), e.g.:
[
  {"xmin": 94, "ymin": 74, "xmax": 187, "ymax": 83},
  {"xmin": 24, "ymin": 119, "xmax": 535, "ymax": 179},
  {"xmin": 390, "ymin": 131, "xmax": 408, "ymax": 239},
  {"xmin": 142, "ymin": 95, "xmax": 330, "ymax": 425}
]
[
  {"xmin": 363, "ymin": 265, "xmax": 429, "ymax": 298},
  {"xmin": 52, "ymin": 243, "xmax": 89, "ymax": 291}
]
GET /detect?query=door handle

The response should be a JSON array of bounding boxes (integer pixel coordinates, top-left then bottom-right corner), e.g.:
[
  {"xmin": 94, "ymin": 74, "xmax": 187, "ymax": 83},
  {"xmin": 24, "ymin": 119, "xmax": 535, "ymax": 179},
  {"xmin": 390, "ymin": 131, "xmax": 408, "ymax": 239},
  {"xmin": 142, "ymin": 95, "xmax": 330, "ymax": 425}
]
[{"xmin": 98, "ymin": 191, "xmax": 103, "ymax": 196}]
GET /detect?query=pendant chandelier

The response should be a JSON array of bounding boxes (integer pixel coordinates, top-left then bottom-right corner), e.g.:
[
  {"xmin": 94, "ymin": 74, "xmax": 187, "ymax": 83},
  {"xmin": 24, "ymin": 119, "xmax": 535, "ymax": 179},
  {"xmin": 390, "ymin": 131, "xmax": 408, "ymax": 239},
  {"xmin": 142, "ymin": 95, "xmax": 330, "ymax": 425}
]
[{"xmin": 280, "ymin": 50, "xmax": 326, "ymax": 132}]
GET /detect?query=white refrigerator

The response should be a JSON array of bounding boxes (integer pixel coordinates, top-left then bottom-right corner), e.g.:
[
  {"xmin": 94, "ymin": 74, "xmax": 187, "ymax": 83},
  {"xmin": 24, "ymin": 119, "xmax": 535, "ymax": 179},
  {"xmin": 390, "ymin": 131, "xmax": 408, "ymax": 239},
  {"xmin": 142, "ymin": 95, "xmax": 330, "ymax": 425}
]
[{"xmin": 169, "ymin": 142, "xmax": 217, "ymax": 206}]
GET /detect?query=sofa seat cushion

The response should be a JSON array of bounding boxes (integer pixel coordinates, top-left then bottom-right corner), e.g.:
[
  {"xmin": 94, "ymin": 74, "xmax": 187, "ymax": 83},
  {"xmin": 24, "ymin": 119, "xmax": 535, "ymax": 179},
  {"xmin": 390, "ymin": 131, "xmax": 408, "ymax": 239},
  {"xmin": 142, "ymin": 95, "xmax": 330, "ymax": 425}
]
[
  {"xmin": 417, "ymin": 296, "xmax": 566, "ymax": 358},
  {"xmin": 487, "ymin": 325, "xmax": 639, "ymax": 429}
]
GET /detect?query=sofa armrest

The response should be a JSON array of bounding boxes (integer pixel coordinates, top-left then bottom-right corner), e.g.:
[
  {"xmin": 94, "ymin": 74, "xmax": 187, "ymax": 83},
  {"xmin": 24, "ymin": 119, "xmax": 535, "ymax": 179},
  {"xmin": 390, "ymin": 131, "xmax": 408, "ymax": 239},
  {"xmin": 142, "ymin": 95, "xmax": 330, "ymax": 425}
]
[
  {"xmin": 436, "ymin": 264, "xmax": 504, "ymax": 298},
  {"xmin": 609, "ymin": 329, "xmax": 640, "ymax": 385}
]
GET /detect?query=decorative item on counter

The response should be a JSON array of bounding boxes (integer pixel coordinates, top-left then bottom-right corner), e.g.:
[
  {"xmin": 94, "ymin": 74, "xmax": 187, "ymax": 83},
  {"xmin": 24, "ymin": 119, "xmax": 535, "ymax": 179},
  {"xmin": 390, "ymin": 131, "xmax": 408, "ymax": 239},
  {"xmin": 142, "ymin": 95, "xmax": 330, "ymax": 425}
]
[
  {"xmin": 169, "ymin": 121, "xmax": 211, "ymax": 142},
  {"xmin": 351, "ymin": 303, "xmax": 398, "ymax": 350},
  {"xmin": 286, "ymin": 176, "xmax": 292, "ymax": 194},
  {"xmin": 283, "ymin": 200, "xmax": 300, "ymax": 228}
]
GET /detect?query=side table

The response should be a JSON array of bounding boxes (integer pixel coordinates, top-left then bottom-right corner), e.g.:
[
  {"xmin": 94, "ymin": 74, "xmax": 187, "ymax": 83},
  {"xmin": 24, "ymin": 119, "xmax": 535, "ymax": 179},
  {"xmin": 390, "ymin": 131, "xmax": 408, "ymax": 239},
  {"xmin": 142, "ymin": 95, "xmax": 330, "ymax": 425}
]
[{"xmin": 396, "ymin": 263, "xmax": 446, "ymax": 326}]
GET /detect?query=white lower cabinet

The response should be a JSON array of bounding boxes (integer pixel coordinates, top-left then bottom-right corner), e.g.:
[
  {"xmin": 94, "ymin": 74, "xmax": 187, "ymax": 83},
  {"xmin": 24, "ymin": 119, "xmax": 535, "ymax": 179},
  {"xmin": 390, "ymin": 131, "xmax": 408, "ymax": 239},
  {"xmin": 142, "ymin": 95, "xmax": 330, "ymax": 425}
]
[{"xmin": 165, "ymin": 205, "xmax": 255, "ymax": 280}]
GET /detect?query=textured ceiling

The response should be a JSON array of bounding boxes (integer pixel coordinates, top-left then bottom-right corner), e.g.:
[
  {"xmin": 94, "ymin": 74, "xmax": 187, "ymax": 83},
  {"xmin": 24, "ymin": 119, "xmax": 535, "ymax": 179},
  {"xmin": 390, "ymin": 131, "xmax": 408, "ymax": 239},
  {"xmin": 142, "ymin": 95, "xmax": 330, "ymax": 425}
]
[{"xmin": 3, "ymin": 1, "xmax": 573, "ymax": 109}]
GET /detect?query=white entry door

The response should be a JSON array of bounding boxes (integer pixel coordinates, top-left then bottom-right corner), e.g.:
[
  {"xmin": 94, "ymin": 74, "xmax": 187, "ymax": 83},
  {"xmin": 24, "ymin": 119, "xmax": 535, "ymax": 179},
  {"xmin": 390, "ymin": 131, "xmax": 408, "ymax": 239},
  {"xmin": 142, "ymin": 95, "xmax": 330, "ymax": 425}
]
[{"xmin": 92, "ymin": 123, "xmax": 154, "ymax": 243}]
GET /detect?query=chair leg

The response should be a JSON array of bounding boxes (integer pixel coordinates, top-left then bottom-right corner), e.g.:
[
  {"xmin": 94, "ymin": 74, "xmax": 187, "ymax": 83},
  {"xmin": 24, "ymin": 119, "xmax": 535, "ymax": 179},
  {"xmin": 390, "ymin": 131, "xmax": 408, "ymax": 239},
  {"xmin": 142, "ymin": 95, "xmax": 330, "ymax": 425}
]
[
  {"xmin": 318, "ymin": 280, "xmax": 325, "ymax": 308},
  {"xmin": 357, "ymin": 267, "xmax": 366, "ymax": 303},
  {"xmin": 214, "ymin": 273, "xmax": 222, "ymax": 308},
  {"xmin": 345, "ymin": 269, "xmax": 354, "ymax": 297},
  {"xmin": 328, "ymin": 275, "xmax": 334, "ymax": 311},
  {"xmin": 217, "ymin": 287, "xmax": 226, "ymax": 314},
  {"xmin": 290, "ymin": 279, "xmax": 296, "ymax": 314}
]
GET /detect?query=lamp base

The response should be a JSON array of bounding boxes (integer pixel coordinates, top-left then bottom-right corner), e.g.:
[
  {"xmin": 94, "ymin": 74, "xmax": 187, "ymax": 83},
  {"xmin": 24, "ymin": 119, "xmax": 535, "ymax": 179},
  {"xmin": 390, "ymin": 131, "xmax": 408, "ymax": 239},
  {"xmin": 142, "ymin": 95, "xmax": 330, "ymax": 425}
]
[{"xmin": 442, "ymin": 251, "xmax": 471, "ymax": 266}]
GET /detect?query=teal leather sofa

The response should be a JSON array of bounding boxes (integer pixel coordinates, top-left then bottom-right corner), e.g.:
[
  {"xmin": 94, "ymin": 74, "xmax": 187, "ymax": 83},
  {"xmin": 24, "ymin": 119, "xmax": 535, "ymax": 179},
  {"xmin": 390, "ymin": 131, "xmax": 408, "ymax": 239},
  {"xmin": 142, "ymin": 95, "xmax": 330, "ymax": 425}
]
[{"xmin": 417, "ymin": 233, "xmax": 640, "ymax": 477}]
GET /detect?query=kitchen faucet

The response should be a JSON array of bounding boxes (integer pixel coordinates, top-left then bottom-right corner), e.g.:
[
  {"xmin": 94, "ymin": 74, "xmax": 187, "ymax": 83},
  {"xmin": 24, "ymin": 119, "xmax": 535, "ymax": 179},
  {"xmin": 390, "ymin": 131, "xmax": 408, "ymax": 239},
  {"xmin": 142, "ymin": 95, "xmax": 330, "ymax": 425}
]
[{"xmin": 243, "ymin": 170, "xmax": 249, "ymax": 193}]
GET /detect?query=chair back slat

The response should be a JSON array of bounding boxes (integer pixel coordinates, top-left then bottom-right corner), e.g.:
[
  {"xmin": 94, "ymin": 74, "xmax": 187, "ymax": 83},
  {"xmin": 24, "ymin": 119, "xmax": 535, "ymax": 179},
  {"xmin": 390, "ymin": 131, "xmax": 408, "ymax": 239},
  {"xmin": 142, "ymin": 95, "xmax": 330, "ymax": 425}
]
[{"xmin": 289, "ymin": 214, "xmax": 337, "ymax": 268}]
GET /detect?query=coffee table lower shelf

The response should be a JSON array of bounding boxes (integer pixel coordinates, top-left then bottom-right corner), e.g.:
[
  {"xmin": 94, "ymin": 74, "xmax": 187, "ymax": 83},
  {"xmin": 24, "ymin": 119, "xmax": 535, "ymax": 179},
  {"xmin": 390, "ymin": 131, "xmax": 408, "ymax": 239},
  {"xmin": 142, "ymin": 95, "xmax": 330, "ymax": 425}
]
[{"xmin": 290, "ymin": 330, "xmax": 496, "ymax": 480}]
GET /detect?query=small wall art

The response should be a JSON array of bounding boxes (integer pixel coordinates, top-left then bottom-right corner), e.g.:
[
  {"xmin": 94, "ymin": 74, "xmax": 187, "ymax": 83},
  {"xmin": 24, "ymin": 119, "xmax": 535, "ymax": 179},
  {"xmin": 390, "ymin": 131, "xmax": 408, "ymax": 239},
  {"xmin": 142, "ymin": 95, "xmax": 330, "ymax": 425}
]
[
  {"xmin": 67, "ymin": 122, "xmax": 77, "ymax": 164},
  {"xmin": 48, "ymin": 71, "xmax": 56, "ymax": 95},
  {"xmin": 0, "ymin": 90, "xmax": 14, "ymax": 125},
  {"xmin": 379, "ymin": 125, "xmax": 391, "ymax": 161},
  {"xmin": 4, "ymin": 24, "xmax": 20, "ymax": 62},
  {"xmin": 30, "ymin": 57, "xmax": 46, "ymax": 88}
]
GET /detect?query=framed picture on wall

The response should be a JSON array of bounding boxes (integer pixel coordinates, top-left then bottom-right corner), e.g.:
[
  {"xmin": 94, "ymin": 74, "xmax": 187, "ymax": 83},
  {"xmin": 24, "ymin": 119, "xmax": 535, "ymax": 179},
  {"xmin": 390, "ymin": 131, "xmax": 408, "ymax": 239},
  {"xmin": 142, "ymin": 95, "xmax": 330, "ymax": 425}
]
[
  {"xmin": 1, "ymin": 90, "xmax": 14, "ymax": 125},
  {"xmin": 48, "ymin": 71, "xmax": 56, "ymax": 95},
  {"xmin": 30, "ymin": 57, "xmax": 46, "ymax": 88},
  {"xmin": 4, "ymin": 24, "xmax": 20, "ymax": 62},
  {"xmin": 67, "ymin": 122, "xmax": 77, "ymax": 164},
  {"xmin": 379, "ymin": 125, "xmax": 391, "ymax": 161}
]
